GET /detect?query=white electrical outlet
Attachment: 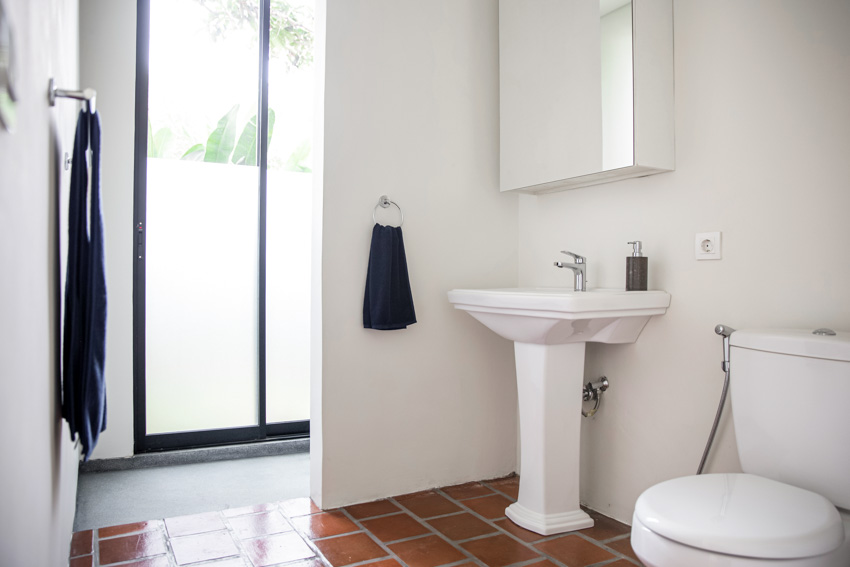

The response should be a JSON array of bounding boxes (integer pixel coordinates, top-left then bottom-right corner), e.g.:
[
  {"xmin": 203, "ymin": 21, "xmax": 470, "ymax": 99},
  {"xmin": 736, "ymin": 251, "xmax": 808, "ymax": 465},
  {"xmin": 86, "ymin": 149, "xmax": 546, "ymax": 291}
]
[{"xmin": 695, "ymin": 232, "xmax": 722, "ymax": 260}]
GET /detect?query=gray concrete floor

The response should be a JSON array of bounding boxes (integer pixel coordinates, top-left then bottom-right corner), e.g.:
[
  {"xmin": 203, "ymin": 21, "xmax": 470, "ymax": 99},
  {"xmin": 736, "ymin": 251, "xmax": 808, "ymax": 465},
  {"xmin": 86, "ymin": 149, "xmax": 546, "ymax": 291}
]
[{"xmin": 73, "ymin": 452, "xmax": 310, "ymax": 531}]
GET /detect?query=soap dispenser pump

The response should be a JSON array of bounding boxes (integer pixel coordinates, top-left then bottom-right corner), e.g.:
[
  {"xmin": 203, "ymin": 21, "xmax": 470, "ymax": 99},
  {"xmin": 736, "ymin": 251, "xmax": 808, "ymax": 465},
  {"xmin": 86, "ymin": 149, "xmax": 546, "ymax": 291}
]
[{"xmin": 626, "ymin": 241, "xmax": 648, "ymax": 291}]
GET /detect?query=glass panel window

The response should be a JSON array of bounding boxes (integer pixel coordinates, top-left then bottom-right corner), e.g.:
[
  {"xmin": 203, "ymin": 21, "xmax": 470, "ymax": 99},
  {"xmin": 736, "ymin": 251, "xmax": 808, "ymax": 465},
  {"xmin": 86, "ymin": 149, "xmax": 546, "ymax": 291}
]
[
  {"xmin": 145, "ymin": 0, "xmax": 261, "ymax": 434},
  {"xmin": 266, "ymin": 0, "xmax": 314, "ymax": 424}
]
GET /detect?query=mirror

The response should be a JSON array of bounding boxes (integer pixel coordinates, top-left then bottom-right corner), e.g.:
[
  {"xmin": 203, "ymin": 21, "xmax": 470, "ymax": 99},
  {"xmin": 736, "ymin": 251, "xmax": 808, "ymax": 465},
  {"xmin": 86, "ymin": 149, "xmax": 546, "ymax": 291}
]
[
  {"xmin": 600, "ymin": 0, "xmax": 634, "ymax": 172},
  {"xmin": 499, "ymin": 0, "xmax": 673, "ymax": 193},
  {"xmin": 0, "ymin": 0, "xmax": 18, "ymax": 132}
]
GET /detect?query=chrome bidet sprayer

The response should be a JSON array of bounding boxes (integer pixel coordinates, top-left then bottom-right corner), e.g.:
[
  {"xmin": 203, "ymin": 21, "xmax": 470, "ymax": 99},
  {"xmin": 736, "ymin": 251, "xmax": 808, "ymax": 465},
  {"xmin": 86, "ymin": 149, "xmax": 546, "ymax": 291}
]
[
  {"xmin": 715, "ymin": 324, "xmax": 735, "ymax": 373},
  {"xmin": 696, "ymin": 324, "xmax": 737, "ymax": 475}
]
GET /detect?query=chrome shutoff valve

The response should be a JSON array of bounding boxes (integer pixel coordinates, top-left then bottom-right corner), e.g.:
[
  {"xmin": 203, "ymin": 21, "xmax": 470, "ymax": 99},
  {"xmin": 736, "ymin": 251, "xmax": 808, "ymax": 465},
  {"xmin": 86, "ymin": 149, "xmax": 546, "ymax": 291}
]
[{"xmin": 582, "ymin": 377, "xmax": 609, "ymax": 417}]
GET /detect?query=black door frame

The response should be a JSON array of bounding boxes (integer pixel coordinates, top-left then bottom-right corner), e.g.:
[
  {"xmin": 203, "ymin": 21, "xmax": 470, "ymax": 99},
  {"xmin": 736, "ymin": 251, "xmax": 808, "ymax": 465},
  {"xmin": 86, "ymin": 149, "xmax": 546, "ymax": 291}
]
[{"xmin": 133, "ymin": 0, "xmax": 309, "ymax": 453}]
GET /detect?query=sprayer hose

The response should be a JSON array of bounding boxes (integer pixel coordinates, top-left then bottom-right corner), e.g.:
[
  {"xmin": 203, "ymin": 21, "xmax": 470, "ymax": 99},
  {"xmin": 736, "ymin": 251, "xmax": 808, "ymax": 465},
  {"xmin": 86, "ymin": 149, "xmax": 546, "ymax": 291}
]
[{"xmin": 696, "ymin": 367, "xmax": 731, "ymax": 475}]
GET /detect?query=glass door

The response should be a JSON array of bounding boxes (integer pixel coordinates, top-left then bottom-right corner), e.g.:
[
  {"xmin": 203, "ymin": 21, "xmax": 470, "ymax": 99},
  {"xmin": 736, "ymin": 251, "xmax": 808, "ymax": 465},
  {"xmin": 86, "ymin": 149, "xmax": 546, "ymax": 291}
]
[
  {"xmin": 133, "ymin": 0, "xmax": 313, "ymax": 451},
  {"xmin": 265, "ymin": 0, "xmax": 315, "ymax": 426}
]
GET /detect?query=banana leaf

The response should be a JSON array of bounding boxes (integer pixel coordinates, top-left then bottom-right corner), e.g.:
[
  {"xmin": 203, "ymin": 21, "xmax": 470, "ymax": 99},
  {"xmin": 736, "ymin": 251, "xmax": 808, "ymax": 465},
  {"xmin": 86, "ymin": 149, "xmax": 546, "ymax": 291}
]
[
  {"xmin": 181, "ymin": 143, "xmax": 206, "ymax": 161},
  {"xmin": 231, "ymin": 109, "xmax": 276, "ymax": 166},
  {"xmin": 204, "ymin": 104, "xmax": 240, "ymax": 163}
]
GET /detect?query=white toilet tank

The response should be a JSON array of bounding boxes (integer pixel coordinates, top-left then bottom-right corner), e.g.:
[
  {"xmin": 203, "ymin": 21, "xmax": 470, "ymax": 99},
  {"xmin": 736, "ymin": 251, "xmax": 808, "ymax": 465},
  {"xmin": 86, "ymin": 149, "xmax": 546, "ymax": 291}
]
[{"xmin": 730, "ymin": 329, "xmax": 850, "ymax": 510}]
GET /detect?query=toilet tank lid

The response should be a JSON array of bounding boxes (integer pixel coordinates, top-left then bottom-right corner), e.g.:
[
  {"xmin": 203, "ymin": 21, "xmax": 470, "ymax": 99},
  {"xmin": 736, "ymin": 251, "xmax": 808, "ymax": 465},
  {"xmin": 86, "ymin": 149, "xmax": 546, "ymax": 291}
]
[
  {"xmin": 634, "ymin": 474, "xmax": 844, "ymax": 559},
  {"xmin": 730, "ymin": 328, "xmax": 850, "ymax": 362}
]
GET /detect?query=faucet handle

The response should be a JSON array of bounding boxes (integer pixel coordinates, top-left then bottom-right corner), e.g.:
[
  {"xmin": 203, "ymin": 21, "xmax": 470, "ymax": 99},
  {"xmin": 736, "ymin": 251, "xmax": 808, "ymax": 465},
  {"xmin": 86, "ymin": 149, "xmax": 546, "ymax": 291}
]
[{"xmin": 560, "ymin": 250, "xmax": 586, "ymax": 263}]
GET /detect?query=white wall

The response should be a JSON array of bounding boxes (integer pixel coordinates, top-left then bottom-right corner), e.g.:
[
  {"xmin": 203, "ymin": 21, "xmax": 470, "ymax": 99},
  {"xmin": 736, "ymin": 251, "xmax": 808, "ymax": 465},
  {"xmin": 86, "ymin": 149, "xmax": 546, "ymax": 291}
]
[
  {"xmin": 519, "ymin": 0, "xmax": 850, "ymax": 523},
  {"xmin": 79, "ymin": 0, "xmax": 137, "ymax": 459},
  {"xmin": 315, "ymin": 0, "xmax": 519, "ymax": 508},
  {"xmin": 0, "ymin": 0, "xmax": 82, "ymax": 564}
]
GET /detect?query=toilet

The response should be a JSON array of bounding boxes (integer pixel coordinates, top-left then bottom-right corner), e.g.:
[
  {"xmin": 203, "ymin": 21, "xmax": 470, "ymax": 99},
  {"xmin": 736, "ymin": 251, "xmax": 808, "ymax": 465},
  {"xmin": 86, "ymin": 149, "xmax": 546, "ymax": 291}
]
[{"xmin": 631, "ymin": 328, "xmax": 850, "ymax": 566}]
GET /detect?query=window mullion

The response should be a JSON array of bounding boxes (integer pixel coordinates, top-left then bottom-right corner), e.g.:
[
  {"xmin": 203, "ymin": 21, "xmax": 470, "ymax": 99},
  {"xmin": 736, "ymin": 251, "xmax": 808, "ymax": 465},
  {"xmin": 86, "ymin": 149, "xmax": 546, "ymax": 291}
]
[{"xmin": 257, "ymin": 0, "xmax": 272, "ymax": 435}]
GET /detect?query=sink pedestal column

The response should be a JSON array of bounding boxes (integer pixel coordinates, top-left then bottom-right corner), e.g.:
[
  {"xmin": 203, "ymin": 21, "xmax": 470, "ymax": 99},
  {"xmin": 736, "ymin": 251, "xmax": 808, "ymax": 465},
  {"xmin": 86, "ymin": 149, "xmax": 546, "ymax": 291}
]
[{"xmin": 506, "ymin": 342, "xmax": 594, "ymax": 535}]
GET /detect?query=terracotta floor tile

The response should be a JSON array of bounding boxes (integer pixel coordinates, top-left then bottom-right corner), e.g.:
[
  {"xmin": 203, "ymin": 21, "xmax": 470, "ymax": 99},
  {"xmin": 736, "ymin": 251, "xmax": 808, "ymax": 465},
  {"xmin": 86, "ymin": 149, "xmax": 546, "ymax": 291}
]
[
  {"xmin": 441, "ymin": 482, "xmax": 494, "ymax": 500},
  {"xmin": 579, "ymin": 509, "xmax": 631, "ymax": 541},
  {"xmin": 485, "ymin": 476, "xmax": 520, "ymax": 500},
  {"xmin": 360, "ymin": 512, "xmax": 431, "ymax": 542},
  {"xmin": 69, "ymin": 556, "xmax": 92, "ymax": 567},
  {"xmin": 170, "ymin": 529, "xmax": 240, "ymax": 565},
  {"xmin": 164, "ymin": 511, "xmax": 226, "ymax": 537},
  {"xmin": 243, "ymin": 531, "xmax": 316, "ymax": 567},
  {"xmin": 291, "ymin": 510, "xmax": 360, "ymax": 539},
  {"xmin": 493, "ymin": 518, "xmax": 546, "ymax": 543},
  {"xmin": 345, "ymin": 499, "xmax": 402, "ymax": 520},
  {"xmin": 607, "ymin": 536, "xmax": 639, "ymax": 560},
  {"xmin": 461, "ymin": 534, "xmax": 541, "ymax": 567},
  {"xmin": 314, "ymin": 532, "xmax": 388, "ymax": 566},
  {"xmin": 388, "ymin": 535, "xmax": 466, "ymax": 567},
  {"xmin": 98, "ymin": 520, "xmax": 161, "ymax": 539},
  {"xmin": 360, "ymin": 560, "xmax": 404, "ymax": 567},
  {"xmin": 67, "ymin": 474, "xmax": 642, "ymax": 567},
  {"xmin": 395, "ymin": 491, "xmax": 462, "ymax": 518},
  {"xmin": 70, "ymin": 530, "xmax": 93, "ymax": 557},
  {"xmin": 461, "ymin": 493, "xmax": 513, "ymax": 520},
  {"xmin": 228, "ymin": 509, "xmax": 293, "ymax": 539},
  {"xmin": 280, "ymin": 497, "xmax": 322, "ymax": 518},
  {"xmin": 426, "ymin": 513, "xmax": 497, "ymax": 541},
  {"xmin": 523, "ymin": 560, "xmax": 560, "ymax": 567},
  {"xmin": 98, "ymin": 532, "xmax": 168, "ymax": 565},
  {"xmin": 534, "ymin": 534, "xmax": 615, "ymax": 567},
  {"xmin": 223, "ymin": 502, "xmax": 277, "ymax": 517}
]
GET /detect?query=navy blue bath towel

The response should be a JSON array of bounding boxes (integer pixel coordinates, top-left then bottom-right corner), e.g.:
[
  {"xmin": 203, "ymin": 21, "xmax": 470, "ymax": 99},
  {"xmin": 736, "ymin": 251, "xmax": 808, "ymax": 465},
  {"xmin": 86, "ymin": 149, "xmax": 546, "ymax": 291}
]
[
  {"xmin": 363, "ymin": 224, "xmax": 416, "ymax": 330},
  {"xmin": 62, "ymin": 109, "xmax": 107, "ymax": 461}
]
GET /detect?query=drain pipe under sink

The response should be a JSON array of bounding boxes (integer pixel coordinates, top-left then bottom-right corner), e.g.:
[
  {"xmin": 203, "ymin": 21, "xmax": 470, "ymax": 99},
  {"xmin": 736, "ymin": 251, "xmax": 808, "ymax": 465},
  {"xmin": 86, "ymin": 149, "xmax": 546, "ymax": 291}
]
[{"xmin": 696, "ymin": 324, "xmax": 736, "ymax": 475}]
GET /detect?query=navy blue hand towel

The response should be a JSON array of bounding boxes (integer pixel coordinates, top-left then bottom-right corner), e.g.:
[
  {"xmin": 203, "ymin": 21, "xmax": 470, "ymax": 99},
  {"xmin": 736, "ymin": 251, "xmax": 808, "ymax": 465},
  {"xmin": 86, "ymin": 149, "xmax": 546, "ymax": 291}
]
[
  {"xmin": 363, "ymin": 224, "xmax": 416, "ymax": 330},
  {"xmin": 62, "ymin": 109, "xmax": 107, "ymax": 461}
]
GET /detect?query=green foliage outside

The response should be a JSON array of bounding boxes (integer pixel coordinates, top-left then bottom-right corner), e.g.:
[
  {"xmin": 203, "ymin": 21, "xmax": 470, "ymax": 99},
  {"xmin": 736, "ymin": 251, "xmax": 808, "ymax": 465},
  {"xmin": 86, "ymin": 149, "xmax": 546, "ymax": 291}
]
[
  {"xmin": 181, "ymin": 104, "xmax": 276, "ymax": 165},
  {"xmin": 149, "ymin": 105, "xmax": 310, "ymax": 172},
  {"xmin": 195, "ymin": 0, "xmax": 313, "ymax": 69},
  {"xmin": 147, "ymin": 0, "xmax": 313, "ymax": 172}
]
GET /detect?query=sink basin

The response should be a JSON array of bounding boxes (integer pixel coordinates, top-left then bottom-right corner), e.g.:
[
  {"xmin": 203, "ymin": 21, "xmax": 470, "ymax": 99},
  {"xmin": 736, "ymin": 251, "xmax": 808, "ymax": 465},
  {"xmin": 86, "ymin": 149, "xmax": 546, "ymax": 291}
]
[
  {"xmin": 447, "ymin": 287, "xmax": 671, "ymax": 344},
  {"xmin": 448, "ymin": 287, "xmax": 670, "ymax": 535}
]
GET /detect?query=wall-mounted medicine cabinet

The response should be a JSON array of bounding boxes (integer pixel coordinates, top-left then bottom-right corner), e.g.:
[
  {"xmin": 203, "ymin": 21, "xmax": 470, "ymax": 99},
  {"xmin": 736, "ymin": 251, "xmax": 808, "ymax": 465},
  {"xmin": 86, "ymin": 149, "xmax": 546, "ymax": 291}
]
[{"xmin": 499, "ymin": 0, "xmax": 674, "ymax": 194}]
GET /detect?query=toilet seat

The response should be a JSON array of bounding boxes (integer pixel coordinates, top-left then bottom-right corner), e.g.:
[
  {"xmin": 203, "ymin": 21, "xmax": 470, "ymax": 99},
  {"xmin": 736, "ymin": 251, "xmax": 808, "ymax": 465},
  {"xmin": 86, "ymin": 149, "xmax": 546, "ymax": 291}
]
[{"xmin": 634, "ymin": 473, "xmax": 844, "ymax": 559}]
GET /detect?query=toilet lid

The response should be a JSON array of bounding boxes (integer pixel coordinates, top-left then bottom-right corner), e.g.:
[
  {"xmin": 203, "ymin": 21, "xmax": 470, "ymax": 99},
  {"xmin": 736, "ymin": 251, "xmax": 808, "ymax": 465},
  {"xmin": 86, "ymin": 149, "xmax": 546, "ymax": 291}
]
[{"xmin": 634, "ymin": 473, "xmax": 844, "ymax": 559}]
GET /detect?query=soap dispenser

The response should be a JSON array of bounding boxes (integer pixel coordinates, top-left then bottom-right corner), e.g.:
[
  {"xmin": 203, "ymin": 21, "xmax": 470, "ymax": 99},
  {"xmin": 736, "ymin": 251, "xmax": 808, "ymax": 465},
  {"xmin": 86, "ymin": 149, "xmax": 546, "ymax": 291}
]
[{"xmin": 626, "ymin": 241, "xmax": 648, "ymax": 291}]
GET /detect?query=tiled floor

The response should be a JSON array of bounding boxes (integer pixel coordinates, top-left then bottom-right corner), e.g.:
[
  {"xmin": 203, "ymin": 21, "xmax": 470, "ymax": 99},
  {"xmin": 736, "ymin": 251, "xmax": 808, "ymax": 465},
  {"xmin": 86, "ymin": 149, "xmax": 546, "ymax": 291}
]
[{"xmin": 69, "ymin": 475, "xmax": 643, "ymax": 567}]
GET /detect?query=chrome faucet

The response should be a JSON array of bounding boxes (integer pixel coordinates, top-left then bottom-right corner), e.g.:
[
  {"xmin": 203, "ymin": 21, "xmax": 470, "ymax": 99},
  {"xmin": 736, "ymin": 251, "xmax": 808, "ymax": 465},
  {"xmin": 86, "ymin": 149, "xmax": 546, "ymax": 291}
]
[{"xmin": 554, "ymin": 250, "xmax": 587, "ymax": 291}]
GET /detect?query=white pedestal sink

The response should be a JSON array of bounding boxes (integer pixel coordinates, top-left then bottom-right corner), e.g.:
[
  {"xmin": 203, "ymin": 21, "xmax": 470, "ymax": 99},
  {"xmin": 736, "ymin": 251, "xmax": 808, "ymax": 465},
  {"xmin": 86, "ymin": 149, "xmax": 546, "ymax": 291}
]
[{"xmin": 447, "ymin": 287, "xmax": 671, "ymax": 535}]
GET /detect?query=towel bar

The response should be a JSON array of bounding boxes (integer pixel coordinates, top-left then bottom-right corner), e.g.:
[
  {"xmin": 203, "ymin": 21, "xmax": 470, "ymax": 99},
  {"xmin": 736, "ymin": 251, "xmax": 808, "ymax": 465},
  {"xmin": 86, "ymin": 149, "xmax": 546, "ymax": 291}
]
[
  {"xmin": 48, "ymin": 78, "xmax": 96, "ymax": 113},
  {"xmin": 372, "ymin": 195, "xmax": 404, "ymax": 227}
]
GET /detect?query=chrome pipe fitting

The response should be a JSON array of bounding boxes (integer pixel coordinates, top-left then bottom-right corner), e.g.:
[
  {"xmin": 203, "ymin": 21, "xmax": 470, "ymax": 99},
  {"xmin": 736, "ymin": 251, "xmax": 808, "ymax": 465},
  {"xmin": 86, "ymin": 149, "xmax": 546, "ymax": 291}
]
[{"xmin": 582, "ymin": 376, "xmax": 609, "ymax": 417}]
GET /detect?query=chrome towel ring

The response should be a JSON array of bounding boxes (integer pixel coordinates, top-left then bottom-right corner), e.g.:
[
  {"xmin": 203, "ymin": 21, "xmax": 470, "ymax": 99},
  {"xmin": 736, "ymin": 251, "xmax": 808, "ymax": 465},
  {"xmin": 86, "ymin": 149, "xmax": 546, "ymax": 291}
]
[{"xmin": 372, "ymin": 195, "xmax": 404, "ymax": 227}]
